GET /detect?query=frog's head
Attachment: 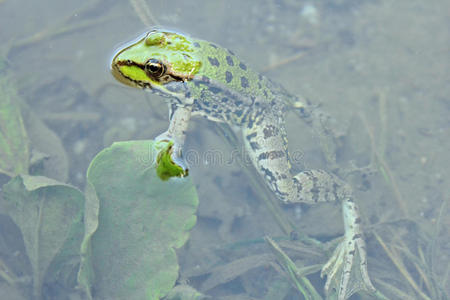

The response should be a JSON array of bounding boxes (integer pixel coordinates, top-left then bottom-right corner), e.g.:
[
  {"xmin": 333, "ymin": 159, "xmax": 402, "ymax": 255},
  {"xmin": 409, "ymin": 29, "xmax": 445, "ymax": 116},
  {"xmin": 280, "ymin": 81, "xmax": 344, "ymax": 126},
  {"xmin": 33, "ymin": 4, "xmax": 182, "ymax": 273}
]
[{"xmin": 111, "ymin": 30, "xmax": 202, "ymax": 97}]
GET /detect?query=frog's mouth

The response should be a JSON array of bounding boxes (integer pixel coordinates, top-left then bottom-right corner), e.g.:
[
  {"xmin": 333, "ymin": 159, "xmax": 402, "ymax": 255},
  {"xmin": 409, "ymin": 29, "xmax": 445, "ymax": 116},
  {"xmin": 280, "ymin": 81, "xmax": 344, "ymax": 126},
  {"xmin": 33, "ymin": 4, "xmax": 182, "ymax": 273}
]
[
  {"xmin": 111, "ymin": 61, "xmax": 154, "ymax": 89},
  {"xmin": 111, "ymin": 60, "xmax": 192, "ymax": 101},
  {"xmin": 112, "ymin": 59, "xmax": 191, "ymax": 91}
]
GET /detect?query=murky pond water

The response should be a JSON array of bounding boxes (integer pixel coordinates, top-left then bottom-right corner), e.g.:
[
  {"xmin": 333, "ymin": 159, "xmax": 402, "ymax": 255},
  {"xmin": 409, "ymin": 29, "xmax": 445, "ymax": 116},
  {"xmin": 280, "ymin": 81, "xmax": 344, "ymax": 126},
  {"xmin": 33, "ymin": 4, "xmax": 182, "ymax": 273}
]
[{"xmin": 0, "ymin": 0, "xmax": 448, "ymax": 299}]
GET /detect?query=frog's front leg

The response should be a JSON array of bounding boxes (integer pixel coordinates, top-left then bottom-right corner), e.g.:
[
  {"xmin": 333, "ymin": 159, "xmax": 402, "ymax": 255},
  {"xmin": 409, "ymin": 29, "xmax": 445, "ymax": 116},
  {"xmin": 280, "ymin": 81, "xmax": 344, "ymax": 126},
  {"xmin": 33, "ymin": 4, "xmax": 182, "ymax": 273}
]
[
  {"xmin": 242, "ymin": 117, "xmax": 375, "ymax": 299},
  {"xmin": 155, "ymin": 104, "xmax": 192, "ymax": 171}
]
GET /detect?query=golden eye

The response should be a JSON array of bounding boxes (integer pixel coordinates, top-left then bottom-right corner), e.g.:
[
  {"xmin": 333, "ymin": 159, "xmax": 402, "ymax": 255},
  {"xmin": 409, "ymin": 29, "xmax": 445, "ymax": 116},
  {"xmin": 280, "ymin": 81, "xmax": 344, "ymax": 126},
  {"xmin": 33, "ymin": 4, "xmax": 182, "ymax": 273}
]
[{"xmin": 144, "ymin": 59, "xmax": 166, "ymax": 77}]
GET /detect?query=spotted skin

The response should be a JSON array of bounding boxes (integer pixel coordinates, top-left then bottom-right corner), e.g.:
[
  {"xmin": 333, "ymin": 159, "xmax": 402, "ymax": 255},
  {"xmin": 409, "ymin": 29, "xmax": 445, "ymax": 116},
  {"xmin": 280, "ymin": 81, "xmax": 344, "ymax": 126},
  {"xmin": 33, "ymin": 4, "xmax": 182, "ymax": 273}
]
[{"xmin": 111, "ymin": 29, "xmax": 376, "ymax": 299}]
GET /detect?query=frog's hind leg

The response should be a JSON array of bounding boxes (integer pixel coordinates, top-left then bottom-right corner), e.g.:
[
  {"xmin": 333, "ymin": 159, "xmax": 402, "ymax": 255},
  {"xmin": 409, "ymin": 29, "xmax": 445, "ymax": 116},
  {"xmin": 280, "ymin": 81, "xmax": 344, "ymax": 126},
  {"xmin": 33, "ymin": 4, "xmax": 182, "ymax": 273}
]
[
  {"xmin": 242, "ymin": 119, "xmax": 375, "ymax": 299},
  {"xmin": 241, "ymin": 114, "xmax": 298, "ymax": 203},
  {"xmin": 288, "ymin": 170, "xmax": 376, "ymax": 299},
  {"xmin": 301, "ymin": 173, "xmax": 377, "ymax": 299},
  {"xmin": 319, "ymin": 193, "xmax": 376, "ymax": 300}
]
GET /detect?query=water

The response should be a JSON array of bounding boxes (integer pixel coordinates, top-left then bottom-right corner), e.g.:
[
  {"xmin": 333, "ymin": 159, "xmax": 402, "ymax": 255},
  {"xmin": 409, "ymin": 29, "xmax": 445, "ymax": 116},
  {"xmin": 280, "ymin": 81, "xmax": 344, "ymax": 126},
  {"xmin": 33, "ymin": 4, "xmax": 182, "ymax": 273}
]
[{"xmin": 0, "ymin": 0, "xmax": 449, "ymax": 299}]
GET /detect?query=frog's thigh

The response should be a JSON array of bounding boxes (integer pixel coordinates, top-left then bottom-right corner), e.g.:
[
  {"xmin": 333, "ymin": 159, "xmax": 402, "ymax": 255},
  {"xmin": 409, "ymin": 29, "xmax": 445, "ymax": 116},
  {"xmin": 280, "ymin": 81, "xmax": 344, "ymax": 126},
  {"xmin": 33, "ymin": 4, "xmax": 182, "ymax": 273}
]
[
  {"xmin": 242, "ymin": 118, "xmax": 349, "ymax": 204},
  {"xmin": 242, "ymin": 120, "xmax": 297, "ymax": 202}
]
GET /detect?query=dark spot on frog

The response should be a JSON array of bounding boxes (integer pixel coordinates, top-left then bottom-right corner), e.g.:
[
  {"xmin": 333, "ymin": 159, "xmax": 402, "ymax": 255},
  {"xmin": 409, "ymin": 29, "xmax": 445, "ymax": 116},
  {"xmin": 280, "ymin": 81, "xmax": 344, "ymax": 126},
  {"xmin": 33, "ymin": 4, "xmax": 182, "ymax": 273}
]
[
  {"xmin": 208, "ymin": 86, "xmax": 221, "ymax": 94},
  {"xmin": 209, "ymin": 43, "xmax": 218, "ymax": 48},
  {"xmin": 312, "ymin": 191, "xmax": 319, "ymax": 202},
  {"xmin": 208, "ymin": 56, "xmax": 220, "ymax": 67},
  {"xmin": 245, "ymin": 132, "xmax": 257, "ymax": 140},
  {"xmin": 258, "ymin": 150, "xmax": 284, "ymax": 160},
  {"xmin": 225, "ymin": 71, "xmax": 233, "ymax": 83},
  {"xmin": 261, "ymin": 166, "xmax": 276, "ymax": 183},
  {"xmin": 201, "ymin": 98, "xmax": 210, "ymax": 106},
  {"xmin": 235, "ymin": 100, "xmax": 243, "ymax": 106},
  {"xmin": 226, "ymin": 56, "xmax": 234, "ymax": 66},
  {"xmin": 235, "ymin": 110, "xmax": 243, "ymax": 117},
  {"xmin": 240, "ymin": 76, "xmax": 249, "ymax": 88},
  {"xmin": 352, "ymin": 234, "xmax": 362, "ymax": 240},
  {"xmin": 193, "ymin": 42, "xmax": 201, "ymax": 48},
  {"xmin": 227, "ymin": 48, "xmax": 235, "ymax": 55},
  {"xmin": 249, "ymin": 142, "xmax": 260, "ymax": 150},
  {"xmin": 246, "ymin": 117, "xmax": 255, "ymax": 129},
  {"xmin": 239, "ymin": 62, "xmax": 247, "ymax": 70},
  {"xmin": 221, "ymin": 97, "xmax": 228, "ymax": 103}
]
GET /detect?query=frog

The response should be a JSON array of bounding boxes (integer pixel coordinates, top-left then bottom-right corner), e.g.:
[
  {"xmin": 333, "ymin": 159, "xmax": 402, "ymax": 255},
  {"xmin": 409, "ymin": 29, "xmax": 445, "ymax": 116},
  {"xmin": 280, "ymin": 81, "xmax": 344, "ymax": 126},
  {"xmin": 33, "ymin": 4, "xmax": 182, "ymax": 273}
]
[{"xmin": 111, "ymin": 29, "xmax": 376, "ymax": 299}]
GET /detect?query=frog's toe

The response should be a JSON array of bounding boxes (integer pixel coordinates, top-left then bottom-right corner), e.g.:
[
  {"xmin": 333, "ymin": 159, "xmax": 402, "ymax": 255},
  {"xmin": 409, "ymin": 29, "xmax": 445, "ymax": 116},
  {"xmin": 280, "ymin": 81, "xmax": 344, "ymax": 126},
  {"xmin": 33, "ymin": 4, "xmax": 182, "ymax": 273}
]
[
  {"xmin": 155, "ymin": 133, "xmax": 188, "ymax": 173},
  {"xmin": 320, "ymin": 236, "xmax": 376, "ymax": 300}
]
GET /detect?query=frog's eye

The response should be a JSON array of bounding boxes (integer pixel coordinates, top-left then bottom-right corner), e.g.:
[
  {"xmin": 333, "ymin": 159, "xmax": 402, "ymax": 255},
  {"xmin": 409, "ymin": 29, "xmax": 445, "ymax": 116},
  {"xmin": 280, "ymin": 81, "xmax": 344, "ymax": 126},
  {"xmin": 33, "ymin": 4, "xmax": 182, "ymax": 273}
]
[{"xmin": 144, "ymin": 59, "xmax": 166, "ymax": 78}]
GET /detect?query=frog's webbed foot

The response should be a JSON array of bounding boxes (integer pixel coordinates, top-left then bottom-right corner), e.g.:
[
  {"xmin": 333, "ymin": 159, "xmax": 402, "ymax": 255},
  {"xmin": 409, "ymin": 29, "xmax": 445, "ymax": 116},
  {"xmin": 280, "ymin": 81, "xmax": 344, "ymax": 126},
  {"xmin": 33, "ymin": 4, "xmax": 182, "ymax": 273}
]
[
  {"xmin": 320, "ymin": 199, "xmax": 376, "ymax": 300},
  {"xmin": 155, "ymin": 131, "xmax": 188, "ymax": 172}
]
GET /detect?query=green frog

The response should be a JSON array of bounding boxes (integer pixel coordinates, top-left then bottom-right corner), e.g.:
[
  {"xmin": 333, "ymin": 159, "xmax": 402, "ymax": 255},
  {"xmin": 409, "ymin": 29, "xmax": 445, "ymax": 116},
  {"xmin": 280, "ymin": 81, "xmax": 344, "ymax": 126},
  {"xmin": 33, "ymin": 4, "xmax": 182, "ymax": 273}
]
[{"xmin": 111, "ymin": 29, "xmax": 376, "ymax": 299}]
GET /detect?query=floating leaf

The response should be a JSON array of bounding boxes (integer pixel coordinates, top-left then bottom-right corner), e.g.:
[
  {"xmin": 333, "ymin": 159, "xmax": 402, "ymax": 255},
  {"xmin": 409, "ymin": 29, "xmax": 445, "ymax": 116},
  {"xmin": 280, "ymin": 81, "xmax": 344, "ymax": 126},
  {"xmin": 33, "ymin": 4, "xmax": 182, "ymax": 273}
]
[
  {"xmin": 1, "ymin": 175, "xmax": 84, "ymax": 299},
  {"xmin": 78, "ymin": 140, "xmax": 198, "ymax": 300}
]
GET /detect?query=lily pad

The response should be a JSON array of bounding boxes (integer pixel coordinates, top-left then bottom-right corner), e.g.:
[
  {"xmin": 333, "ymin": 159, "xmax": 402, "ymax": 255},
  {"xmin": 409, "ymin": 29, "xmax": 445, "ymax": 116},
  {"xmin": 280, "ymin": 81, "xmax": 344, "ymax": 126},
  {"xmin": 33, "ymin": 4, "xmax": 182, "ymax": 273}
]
[
  {"xmin": 78, "ymin": 140, "xmax": 198, "ymax": 300},
  {"xmin": 1, "ymin": 175, "xmax": 84, "ymax": 299}
]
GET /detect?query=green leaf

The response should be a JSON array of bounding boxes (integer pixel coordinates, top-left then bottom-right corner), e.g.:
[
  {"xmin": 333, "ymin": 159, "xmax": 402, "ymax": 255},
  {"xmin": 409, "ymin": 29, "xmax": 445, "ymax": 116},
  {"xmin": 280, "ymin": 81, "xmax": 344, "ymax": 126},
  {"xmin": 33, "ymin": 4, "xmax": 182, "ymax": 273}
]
[
  {"xmin": 21, "ymin": 105, "xmax": 69, "ymax": 181},
  {"xmin": 0, "ymin": 69, "xmax": 68, "ymax": 180},
  {"xmin": 78, "ymin": 140, "xmax": 198, "ymax": 300},
  {"xmin": 0, "ymin": 76, "xmax": 29, "ymax": 176},
  {"xmin": 1, "ymin": 175, "xmax": 84, "ymax": 299}
]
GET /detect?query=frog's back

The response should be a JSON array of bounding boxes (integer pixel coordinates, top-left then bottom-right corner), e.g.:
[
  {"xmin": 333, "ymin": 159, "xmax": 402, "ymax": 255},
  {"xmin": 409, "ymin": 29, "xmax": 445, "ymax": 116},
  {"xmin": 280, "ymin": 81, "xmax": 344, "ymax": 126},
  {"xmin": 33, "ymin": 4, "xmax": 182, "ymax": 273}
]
[{"xmin": 189, "ymin": 39, "xmax": 294, "ymax": 125}]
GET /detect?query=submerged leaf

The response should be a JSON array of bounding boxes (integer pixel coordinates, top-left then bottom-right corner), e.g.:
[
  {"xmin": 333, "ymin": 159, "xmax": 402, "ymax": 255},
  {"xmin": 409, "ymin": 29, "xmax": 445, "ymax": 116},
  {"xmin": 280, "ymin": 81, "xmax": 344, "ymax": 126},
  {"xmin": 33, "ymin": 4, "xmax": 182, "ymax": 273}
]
[
  {"xmin": 265, "ymin": 237, "xmax": 322, "ymax": 299},
  {"xmin": 21, "ymin": 105, "xmax": 69, "ymax": 181},
  {"xmin": 0, "ymin": 76, "xmax": 29, "ymax": 176},
  {"xmin": 1, "ymin": 175, "xmax": 84, "ymax": 299},
  {"xmin": 166, "ymin": 285, "xmax": 205, "ymax": 300},
  {"xmin": 78, "ymin": 140, "xmax": 198, "ymax": 300},
  {"xmin": 0, "ymin": 68, "xmax": 68, "ymax": 180}
]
